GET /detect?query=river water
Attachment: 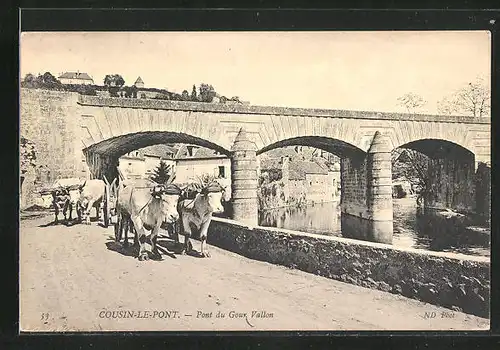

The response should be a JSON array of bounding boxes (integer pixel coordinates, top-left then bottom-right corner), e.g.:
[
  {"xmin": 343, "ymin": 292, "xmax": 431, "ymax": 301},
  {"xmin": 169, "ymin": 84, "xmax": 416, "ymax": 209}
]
[{"xmin": 258, "ymin": 199, "xmax": 490, "ymax": 257}]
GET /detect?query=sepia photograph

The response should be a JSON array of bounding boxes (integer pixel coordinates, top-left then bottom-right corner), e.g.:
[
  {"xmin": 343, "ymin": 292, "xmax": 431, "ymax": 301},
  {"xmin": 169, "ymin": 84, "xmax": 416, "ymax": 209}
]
[{"xmin": 19, "ymin": 30, "xmax": 491, "ymax": 332}]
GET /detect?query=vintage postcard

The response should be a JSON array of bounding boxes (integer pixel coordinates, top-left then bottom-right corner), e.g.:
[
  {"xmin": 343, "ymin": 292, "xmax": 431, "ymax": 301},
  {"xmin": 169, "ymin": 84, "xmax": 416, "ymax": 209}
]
[{"xmin": 19, "ymin": 30, "xmax": 491, "ymax": 332}]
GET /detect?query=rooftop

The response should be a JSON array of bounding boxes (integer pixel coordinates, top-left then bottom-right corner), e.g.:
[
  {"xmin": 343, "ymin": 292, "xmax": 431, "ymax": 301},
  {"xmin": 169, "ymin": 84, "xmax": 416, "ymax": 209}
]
[
  {"xmin": 289, "ymin": 160, "xmax": 328, "ymax": 180},
  {"xmin": 121, "ymin": 144, "xmax": 178, "ymax": 160},
  {"xmin": 58, "ymin": 72, "xmax": 93, "ymax": 81},
  {"xmin": 175, "ymin": 145, "xmax": 227, "ymax": 160}
]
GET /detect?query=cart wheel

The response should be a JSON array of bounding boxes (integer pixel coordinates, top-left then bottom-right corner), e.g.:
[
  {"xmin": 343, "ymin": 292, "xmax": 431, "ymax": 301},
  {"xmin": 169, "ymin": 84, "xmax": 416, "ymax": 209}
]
[{"xmin": 103, "ymin": 185, "xmax": 110, "ymax": 228}]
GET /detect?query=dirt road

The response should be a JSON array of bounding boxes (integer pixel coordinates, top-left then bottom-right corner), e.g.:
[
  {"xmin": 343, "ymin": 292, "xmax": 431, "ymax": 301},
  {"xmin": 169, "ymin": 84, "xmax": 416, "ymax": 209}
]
[{"xmin": 19, "ymin": 215, "xmax": 489, "ymax": 332}]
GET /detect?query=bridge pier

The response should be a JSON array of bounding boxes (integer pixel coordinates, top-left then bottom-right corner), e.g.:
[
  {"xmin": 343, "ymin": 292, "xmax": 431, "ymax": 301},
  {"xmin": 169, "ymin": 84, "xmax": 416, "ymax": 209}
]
[
  {"xmin": 475, "ymin": 162, "xmax": 491, "ymax": 225},
  {"xmin": 230, "ymin": 128, "xmax": 259, "ymax": 226},
  {"xmin": 340, "ymin": 131, "xmax": 393, "ymax": 244}
]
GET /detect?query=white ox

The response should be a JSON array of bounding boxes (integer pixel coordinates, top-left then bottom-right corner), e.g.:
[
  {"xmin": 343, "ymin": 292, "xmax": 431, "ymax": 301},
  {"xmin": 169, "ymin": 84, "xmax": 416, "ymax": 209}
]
[
  {"xmin": 176, "ymin": 182, "xmax": 225, "ymax": 258},
  {"xmin": 77, "ymin": 179, "xmax": 106, "ymax": 225},
  {"xmin": 116, "ymin": 180, "xmax": 181, "ymax": 261}
]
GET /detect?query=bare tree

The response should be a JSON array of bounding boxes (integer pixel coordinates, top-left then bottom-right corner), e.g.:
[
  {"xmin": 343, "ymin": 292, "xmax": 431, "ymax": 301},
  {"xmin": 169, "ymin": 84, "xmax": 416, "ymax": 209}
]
[
  {"xmin": 392, "ymin": 148, "xmax": 430, "ymax": 205},
  {"xmin": 397, "ymin": 93, "xmax": 427, "ymax": 113},
  {"xmin": 437, "ymin": 76, "xmax": 490, "ymax": 118}
]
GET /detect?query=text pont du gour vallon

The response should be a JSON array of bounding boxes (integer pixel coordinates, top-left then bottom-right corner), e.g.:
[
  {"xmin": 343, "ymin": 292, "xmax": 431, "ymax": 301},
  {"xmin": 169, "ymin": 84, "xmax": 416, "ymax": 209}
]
[{"xmin": 98, "ymin": 310, "xmax": 274, "ymax": 320}]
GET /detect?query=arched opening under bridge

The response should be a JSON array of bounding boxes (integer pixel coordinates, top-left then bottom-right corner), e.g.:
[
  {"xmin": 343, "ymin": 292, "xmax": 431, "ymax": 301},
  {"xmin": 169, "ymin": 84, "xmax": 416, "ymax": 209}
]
[
  {"xmin": 82, "ymin": 131, "xmax": 231, "ymax": 182},
  {"xmin": 390, "ymin": 138, "xmax": 489, "ymax": 256},
  {"xmin": 393, "ymin": 138, "xmax": 476, "ymax": 214},
  {"xmin": 257, "ymin": 136, "xmax": 366, "ymax": 159},
  {"xmin": 256, "ymin": 135, "xmax": 393, "ymax": 244}
]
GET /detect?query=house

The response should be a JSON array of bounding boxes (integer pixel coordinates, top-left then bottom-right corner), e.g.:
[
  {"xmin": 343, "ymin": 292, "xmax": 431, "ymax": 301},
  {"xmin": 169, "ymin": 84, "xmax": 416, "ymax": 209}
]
[
  {"xmin": 259, "ymin": 146, "xmax": 341, "ymax": 207},
  {"xmin": 118, "ymin": 144, "xmax": 177, "ymax": 180},
  {"xmin": 174, "ymin": 145, "xmax": 232, "ymax": 199},
  {"xmin": 58, "ymin": 72, "xmax": 94, "ymax": 85},
  {"xmin": 134, "ymin": 76, "xmax": 145, "ymax": 88}
]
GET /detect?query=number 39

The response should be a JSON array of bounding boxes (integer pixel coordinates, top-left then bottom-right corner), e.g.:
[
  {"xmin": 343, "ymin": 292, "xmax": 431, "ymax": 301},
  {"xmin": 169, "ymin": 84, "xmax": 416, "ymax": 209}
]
[{"xmin": 41, "ymin": 313, "xmax": 49, "ymax": 321}]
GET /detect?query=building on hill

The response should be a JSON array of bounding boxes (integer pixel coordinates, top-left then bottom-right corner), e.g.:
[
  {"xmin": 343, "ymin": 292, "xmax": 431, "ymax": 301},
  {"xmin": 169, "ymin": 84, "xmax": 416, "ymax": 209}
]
[
  {"xmin": 134, "ymin": 76, "xmax": 145, "ymax": 88},
  {"xmin": 58, "ymin": 72, "xmax": 94, "ymax": 85}
]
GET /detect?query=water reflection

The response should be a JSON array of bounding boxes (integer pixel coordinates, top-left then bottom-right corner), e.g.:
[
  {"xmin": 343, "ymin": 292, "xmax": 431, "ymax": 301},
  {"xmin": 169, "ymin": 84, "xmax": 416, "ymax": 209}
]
[
  {"xmin": 258, "ymin": 202, "xmax": 342, "ymax": 237},
  {"xmin": 258, "ymin": 199, "xmax": 490, "ymax": 257}
]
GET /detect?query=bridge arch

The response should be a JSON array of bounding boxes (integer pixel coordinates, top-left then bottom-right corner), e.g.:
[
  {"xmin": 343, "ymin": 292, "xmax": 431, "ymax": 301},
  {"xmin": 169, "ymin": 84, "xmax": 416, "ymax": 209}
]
[
  {"xmin": 82, "ymin": 131, "xmax": 231, "ymax": 181},
  {"xmin": 389, "ymin": 122, "xmax": 477, "ymax": 157},
  {"xmin": 395, "ymin": 138, "xmax": 475, "ymax": 161},
  {"xmin": 393, "ymin": 138, "xmax": 477, "ymax": 214},
  {"xmin": 83, "ymin": 131, "xmax": 231, "ymax": 158},
  {"xmin": 257, "ymin": 136, "xmax": 366, "ymax": 159}
]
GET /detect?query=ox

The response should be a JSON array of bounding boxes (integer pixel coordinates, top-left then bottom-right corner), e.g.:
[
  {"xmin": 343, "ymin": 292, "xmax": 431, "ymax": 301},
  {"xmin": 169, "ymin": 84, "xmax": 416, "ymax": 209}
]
[
  {"xmin": 51, "ymin": 188, "xmax": 71, "ymax": 223},
  {"xmin": 176, "ymin": 181, "xmax": 225, "ymax": 258},
  {"xmin": 77, "ymin": 179, "xmax": 106, "ymax": 225},
  {"xmin": 65, "ymin": 187, "xmax": 81, "ymax": 221},
  {"xmin": 116, "ymin": 180, "xmax": 181, "ymax": 261}
]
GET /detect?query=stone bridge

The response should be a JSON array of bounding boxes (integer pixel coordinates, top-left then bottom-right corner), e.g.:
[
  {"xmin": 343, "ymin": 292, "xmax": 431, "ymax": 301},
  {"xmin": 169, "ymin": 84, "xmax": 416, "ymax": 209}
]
[{"xmin": 20, "ymin": 89, "xmax": 491, "ymax": 244}]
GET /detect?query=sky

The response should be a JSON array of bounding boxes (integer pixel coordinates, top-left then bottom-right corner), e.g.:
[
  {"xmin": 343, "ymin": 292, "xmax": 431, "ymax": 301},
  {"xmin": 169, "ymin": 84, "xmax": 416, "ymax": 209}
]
[{"xmin": 20, "ymin": 31, "xmax": 491, "ymax": 114}]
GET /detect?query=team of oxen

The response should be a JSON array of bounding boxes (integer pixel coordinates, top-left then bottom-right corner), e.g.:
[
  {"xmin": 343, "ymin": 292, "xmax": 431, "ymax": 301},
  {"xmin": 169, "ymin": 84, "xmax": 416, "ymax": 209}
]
[{"xmin": 50, "ymin": 173, "xmax": 225, "ymax": 261}]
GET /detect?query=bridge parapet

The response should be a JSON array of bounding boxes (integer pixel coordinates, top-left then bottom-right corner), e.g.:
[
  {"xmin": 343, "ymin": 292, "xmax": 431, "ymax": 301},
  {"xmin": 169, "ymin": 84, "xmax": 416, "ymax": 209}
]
[{"xmin": 77, "ymin": 94, "xmax": 490, "ymax": 124}]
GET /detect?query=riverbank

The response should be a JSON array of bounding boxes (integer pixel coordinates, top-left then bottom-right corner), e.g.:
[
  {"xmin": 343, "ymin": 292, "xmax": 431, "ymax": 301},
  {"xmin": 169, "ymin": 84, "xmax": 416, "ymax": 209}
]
[
  {"xmin": 259, "ymin": 199, "xmax": 340, "ymax": 211},
  {"xmin": 258, "ymin": 199, "xmax": 490, "ymax": 257}
]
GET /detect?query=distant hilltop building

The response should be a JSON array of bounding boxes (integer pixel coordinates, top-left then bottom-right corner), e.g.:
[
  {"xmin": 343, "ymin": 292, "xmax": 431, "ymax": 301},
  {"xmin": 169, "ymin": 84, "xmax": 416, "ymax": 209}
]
[
  {"xmin": 134, "ymin": 76, "xmax": 145, "ymax": 88},
  {"xmin": 58, "ymin": 72, "xmax": 94, "ymax": 85}
]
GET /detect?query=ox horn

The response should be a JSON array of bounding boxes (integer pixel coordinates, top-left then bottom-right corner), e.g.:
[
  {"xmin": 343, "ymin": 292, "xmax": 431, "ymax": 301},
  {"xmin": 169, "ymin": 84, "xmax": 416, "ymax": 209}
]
[{"xmin": 79, "ymin": 180, "xmax": 86, "ymax": 191}]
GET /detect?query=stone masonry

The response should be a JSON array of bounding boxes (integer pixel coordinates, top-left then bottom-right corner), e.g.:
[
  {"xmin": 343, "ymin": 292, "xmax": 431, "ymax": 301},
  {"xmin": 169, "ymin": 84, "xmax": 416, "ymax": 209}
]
[{"xmin": 20, "ymin": 89, "xmax": 491, "ymax": 242}]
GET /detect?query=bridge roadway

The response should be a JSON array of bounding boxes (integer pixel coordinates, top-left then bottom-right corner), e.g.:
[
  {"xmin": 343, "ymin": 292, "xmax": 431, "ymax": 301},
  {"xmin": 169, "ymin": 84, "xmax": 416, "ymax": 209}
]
[{"xmin": 20, "ymin": 215, "xmax": 489, "ymax": 332}]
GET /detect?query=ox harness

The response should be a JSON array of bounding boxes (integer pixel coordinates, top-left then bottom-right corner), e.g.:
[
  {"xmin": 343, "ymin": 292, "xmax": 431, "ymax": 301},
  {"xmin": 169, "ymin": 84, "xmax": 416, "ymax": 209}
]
[
  {"xmin": 133, "ymin": 183, "xmax": 182, "ymax": 216},
  {"xmin": 178, "ymin": 182, "xmax": 225, "ymax": 220},
  {"xmin": 52, "ymin": 188, "xmax": 70, "ymax": 209}
]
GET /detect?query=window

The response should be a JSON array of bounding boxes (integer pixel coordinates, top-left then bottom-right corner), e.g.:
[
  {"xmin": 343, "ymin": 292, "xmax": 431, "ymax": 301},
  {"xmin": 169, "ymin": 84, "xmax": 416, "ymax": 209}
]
[{"xmin": 218, "ymin": 166, "xmax": 226, "ymax": 178}]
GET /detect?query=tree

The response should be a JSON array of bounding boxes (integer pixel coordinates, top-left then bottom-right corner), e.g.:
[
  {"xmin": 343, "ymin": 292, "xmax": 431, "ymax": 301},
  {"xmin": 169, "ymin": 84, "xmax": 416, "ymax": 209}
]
[
  {"xmin": 191, "ymin": 84, "xmax": 197, "ymax": 101},
  {"xmin": 437, "ymin": 76, "xmax": 490, "ymax": 118},
  {"xmin": 392, "ymin": 148, "xmax": 430, "ymax": 204},
  {"xmin": 23, "ymin": 73, "xmax": 36, "ymax": 84},
  {"xmin": 40, "ymin": 72, "xmax": 60, "ymax": 85},
  {"xmin": 103, "ymin": 74, "xmax": 125, "ymax": 88},
  {"xmin": 199, "ymin": 83, "xmax": 216, "ymax": 102},
  {"xmin": 396, "ymin": 93, "xmax": 426, "ymax": 113},
  {"xmin": 150, "ymin": 161, "xmax": 172, "ymax": 184},
  {"xmin": 123, "ymin": 85, "xmax": 138, "ymax": 98},
  {"xmin": 181, "ymin": 90, "xmax": 190, "ymax": 101},
  {"xmin": 104, "ymin": 74, "xmax": 125, "ymax": 97}
]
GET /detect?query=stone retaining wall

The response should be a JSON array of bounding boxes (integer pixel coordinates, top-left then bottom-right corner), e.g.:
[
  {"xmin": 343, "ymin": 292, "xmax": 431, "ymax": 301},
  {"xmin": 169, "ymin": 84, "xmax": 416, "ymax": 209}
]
[{"xmin": 207, "ymin": 218, "xmax": 490, "ymax": 318}]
